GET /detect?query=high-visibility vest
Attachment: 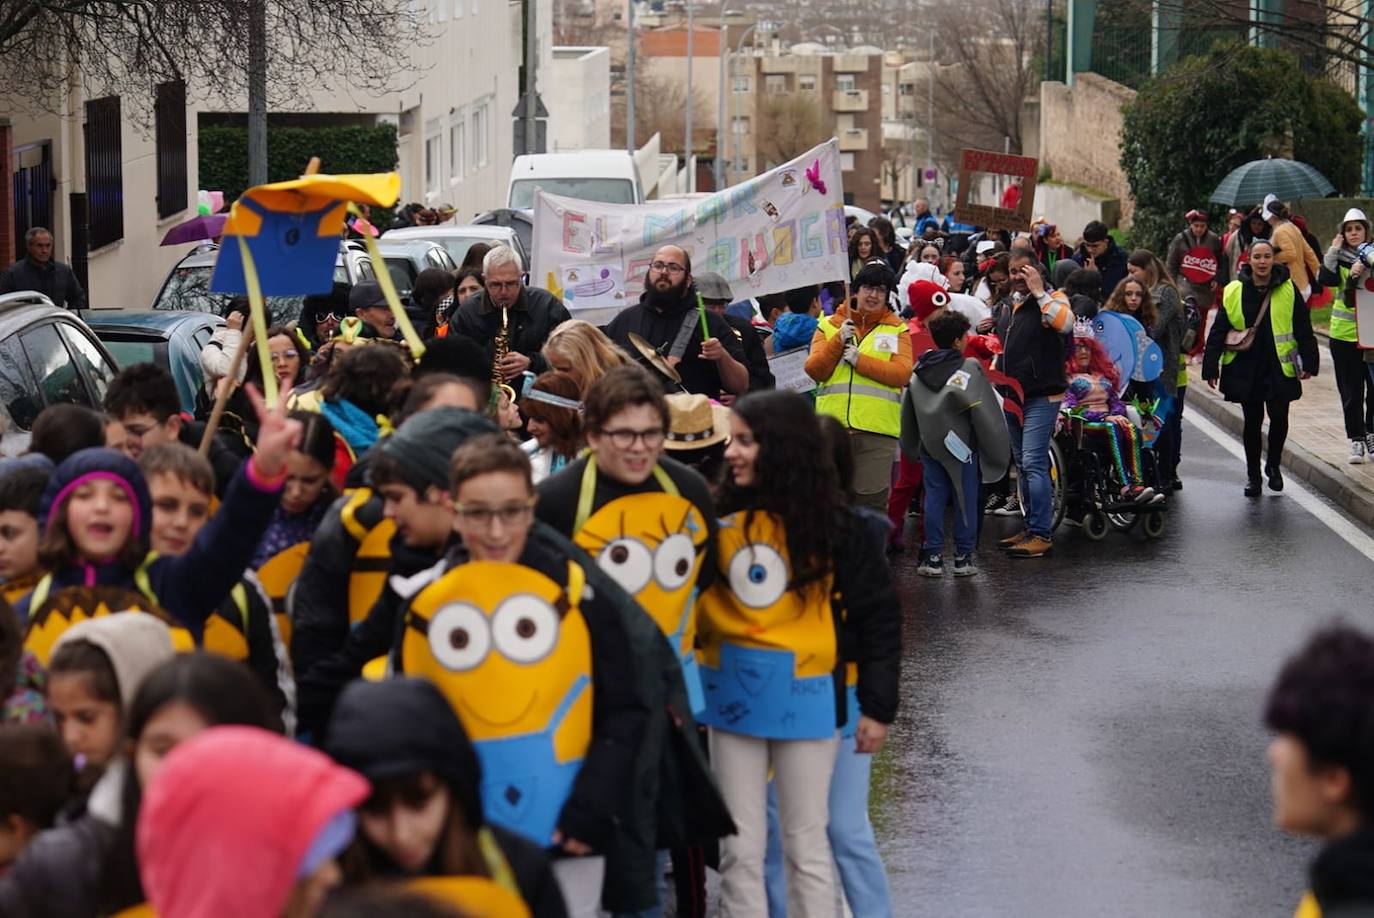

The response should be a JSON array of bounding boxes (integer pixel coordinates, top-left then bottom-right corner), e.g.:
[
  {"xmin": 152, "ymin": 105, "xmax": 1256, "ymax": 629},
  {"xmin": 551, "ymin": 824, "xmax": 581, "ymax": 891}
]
[
  {"xmin": 1220, "ymin": 280, "xmax": 1297, "ymax": 378},
  {"xmin": 1177, "ymin": 353, "xmax": 1188, "ymax": 390},
  {"xmin": 814, "ymin": 318, "xmax": 903, "ymax": 437},
  {"xmin": 1330, "ymin": 264, "xmax": 1358, "ymax": 342}
]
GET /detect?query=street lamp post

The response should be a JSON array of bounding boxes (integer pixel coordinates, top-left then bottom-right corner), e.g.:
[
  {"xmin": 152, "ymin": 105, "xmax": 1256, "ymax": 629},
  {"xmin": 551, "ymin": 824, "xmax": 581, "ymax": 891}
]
[
  {"xmin": 627, "ymin": 0, "xmax": 637, "ymax": 152},
  {"xmin": 715, "ymin": 1, "xmax": 738, "ymax": 190},
  {"xmin": 685, "ymin": 0, "xmax": 693, "ymax": 189}
]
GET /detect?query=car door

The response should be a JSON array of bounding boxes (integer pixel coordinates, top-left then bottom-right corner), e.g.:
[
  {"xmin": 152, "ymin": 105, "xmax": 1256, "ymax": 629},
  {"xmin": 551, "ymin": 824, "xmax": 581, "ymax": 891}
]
[
  {"xmin": 0, "ymin": 335, "xmax": 43, "ymax": 431},
  {"xmin": 19, "ymin": 322, "xmax": 90, "ymax": 412}
]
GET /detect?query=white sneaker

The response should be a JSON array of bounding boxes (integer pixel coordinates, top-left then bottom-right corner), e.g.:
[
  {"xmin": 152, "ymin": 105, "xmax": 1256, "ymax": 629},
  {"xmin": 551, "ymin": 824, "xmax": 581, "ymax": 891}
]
[{"xmin": 1350, "ymin": 439, "xmax": 1366, "ymax": 464}]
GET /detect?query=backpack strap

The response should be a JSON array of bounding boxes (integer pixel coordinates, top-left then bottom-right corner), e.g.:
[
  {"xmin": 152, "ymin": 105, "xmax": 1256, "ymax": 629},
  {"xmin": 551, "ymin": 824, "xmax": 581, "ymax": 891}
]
[
  {"xmin": 476, "ymin": 827, "xmax": 521, "ymax": 897},
  {"xmin": 572, "ymin": 458, "xmax": 680, "ymax": 532}
]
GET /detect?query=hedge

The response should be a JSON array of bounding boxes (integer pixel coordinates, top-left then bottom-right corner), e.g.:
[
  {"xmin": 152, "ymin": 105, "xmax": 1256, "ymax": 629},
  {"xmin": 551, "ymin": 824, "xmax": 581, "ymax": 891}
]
[
  {"xmin": 199, "ymin": 124, "xmax": 400, "ymax": 225},
  {"xmin": 1120, "ymin": 44, "xmax": 1364, "ymax": 256}
]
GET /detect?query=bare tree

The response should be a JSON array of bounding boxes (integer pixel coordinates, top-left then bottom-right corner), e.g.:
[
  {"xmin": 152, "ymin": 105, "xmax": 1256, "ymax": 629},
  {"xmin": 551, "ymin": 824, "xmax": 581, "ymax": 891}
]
[
  {"xmin": 755, "ymin": 93, "xmax": 826, "ymax": 169},
  {"xmin": 0, "ymin": 0, "xmax": 423, "ymax": 121},
  {"xmin": 922, "ymin": 0, "xmax": 1042, "ymax": 161},
  {"xmin": 611, "ymin": 67, "xmax": 711, "ymax": 154}
]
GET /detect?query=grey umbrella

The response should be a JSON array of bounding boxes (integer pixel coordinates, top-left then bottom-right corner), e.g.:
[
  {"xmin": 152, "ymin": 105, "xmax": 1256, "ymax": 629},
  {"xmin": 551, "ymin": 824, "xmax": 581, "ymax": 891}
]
[{"xmin": 1209, "ymin": 157, "xmax": 1336, "ymax": 208}]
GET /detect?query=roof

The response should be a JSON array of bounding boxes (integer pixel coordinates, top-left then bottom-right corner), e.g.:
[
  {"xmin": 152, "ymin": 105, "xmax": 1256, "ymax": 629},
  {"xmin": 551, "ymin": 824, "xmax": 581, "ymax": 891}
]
[
  {"xmin": 0, "ymin": 292, "xmax": 76, "ymax": 336},
  {"xmin": 85, "ymin": 310, "xmax": 223, "ymax": 336},
  {"xmin": 509, "ymin": 150, "xmax": 637, "ymax": 181},
  {"xmin": 384, "ymin": 225, "xmax": 518, "ymax": 243},
  {"xmin": 374, "ymin": 238, "xmax": 445, "ymax": 255},
  {"xmin": 641, "ymin": 26, "xmax": 723, "ymax": 57}
]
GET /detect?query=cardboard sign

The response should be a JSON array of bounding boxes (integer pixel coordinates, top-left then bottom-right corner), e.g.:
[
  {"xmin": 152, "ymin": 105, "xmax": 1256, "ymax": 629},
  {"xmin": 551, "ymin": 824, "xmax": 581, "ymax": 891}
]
[
  {"xmin": 1179, "ymin": 246, "xmax": 1219, "ymax": 284},
  {"xmin": 1356, "ymin": 279, "xmax": 1374, "ymax": 349},
  {"xmin": 768, "ymin": 346, "xmax": 816, "ymax": 394},
  {"xmin": 953, "ymin": 149, "xmax": 1039, "ymax": 233}
]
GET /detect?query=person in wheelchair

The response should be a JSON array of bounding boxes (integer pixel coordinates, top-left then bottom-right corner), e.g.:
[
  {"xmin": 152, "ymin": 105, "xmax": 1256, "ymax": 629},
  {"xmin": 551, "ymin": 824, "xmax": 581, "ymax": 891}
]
[{"xmin": 1061, "ymin": 322, "xmax": 1160, "ymax": 507}]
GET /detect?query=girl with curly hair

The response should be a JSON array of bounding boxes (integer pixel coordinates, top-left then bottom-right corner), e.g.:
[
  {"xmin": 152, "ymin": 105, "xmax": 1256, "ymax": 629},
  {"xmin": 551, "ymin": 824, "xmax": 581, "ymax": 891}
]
[
  {"xmin": 1062, "ymin": 330, "xmax": 1157, "ymax": 505},
  {"xmin": 701, "ymin": 390, "xmax": 901, "ymax": 916}
]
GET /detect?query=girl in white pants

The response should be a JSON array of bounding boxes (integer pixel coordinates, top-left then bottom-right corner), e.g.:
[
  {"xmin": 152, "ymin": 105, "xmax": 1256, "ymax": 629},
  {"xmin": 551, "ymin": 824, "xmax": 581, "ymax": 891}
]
[{"xmin": 700, "ymin": 392, "xmax": 902, "ymax": 917}]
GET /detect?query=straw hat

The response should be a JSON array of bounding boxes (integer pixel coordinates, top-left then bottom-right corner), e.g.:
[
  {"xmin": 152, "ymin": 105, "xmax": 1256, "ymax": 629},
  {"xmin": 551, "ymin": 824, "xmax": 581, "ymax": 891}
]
[{"xmin": 664, "ymin": 393, "xmax": 731, "ymax": 451}]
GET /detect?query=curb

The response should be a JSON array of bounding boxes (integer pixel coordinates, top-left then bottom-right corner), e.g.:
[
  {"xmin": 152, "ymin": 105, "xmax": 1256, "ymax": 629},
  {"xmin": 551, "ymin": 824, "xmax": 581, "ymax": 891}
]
[{"xmin": 1184, "ymin": 385, "xmax": 1374, "ymax": 527}]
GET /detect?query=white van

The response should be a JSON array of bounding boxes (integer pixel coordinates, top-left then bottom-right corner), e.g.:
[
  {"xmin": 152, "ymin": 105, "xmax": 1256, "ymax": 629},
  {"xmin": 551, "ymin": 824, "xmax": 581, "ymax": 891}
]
[{"xmin": 507, "ymin": 150, "xmax": 643, "ymax": 211}]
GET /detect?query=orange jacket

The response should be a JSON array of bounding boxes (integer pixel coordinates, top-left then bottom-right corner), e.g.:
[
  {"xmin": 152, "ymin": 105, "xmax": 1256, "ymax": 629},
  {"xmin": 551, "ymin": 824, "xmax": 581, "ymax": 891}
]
[{"xmin": 804, "ymin": 305, "xmax": 913, "ymax": 388}]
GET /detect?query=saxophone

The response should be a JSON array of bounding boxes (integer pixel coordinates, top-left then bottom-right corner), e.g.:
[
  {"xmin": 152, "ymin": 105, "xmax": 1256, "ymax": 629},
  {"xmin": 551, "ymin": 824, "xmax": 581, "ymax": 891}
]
[{"xmin": 492, "ymin": 306, "xmax": 510, "ymax": 386}]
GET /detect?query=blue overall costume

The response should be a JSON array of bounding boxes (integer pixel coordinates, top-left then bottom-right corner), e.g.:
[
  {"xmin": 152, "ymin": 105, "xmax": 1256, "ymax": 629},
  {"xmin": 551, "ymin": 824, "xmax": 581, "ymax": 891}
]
[
  {"xmin": 675, "ymin": 595, "xmax": 704, "ymax": 715},
  {"xmin": 699, "ymin": 645, "xmax": 836, "ymax": 740},
  {"xmin": 474, "ymin": 673, "xmax": 591, "ymax": 846}
]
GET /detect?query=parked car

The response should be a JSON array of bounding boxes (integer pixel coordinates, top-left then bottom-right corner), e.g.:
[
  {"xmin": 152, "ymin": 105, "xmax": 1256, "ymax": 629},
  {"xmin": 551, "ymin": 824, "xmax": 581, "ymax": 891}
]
[
  {"xmin": 152, "ymin": 241, "xmax": 376, "ymax": 323},
  {"xmin": 0, "ymin": 291, "xmax": 120, "ymax": 456},
  {"xmin": 382, "ymin": 224, "xmax": 530, "ymax": 272},
  {"xmin": 87, "ymin": 311, "xmax": 223, "ymax": 415},
  {"xmin": 507, "ymin": 150, "xmax": 643, "ymax": 210},
  {"xmin": 373, "ymin": 239, "xmax": 459, "ymax": 297}
]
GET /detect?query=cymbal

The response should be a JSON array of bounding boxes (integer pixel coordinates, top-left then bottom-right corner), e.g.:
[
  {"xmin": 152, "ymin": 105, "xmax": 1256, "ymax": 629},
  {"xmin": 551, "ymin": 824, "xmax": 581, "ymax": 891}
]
[{"xmin": 627, "ymin": 333, "xmax": 683, "ymax": 385}]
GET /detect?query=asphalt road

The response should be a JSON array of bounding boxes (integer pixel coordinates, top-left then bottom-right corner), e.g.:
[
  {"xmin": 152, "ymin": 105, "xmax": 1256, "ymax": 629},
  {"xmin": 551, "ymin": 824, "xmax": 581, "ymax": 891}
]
[{"xmin": 874, "ymin": 414, "xmax": 1374, "ymax": 917}]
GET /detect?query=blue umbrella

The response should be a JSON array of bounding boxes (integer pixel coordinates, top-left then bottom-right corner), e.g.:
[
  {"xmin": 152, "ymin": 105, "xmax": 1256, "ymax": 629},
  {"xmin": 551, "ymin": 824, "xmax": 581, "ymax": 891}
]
[{"xmin": 1209, "ymin": 158, "xmax": 1336, "ymax": 208}]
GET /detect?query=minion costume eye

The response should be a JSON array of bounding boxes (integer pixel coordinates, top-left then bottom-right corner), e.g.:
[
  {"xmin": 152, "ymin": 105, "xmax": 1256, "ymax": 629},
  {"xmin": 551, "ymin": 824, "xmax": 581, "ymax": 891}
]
[
  {"xmin": 491, "ymin": 595, "xmax": 560, "ymax": 664},
  {"xmin": 427, "ymin": 603, "xmax": 492, "ymax": 672},
  {"xmin": 653, "ymin": 533, "xmax": 697, "ymax": 591},
  {"xmin": 727, "ymin": 545, "xmax": 788, "ymax": 608},
  {"xmin": 595, "ymin": 538, "xmax": 653, "ymax": 593}
]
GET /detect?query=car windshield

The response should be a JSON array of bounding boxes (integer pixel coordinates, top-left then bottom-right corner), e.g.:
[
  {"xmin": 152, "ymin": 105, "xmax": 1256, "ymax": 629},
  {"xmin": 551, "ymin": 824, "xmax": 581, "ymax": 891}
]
[
  {"xmin": 102, "ymin": 339, "xmax": 165, "ymax": 369},
  {"xmin": 508, "ymin": 178, "xmax": 636, "ymax": 210},
  {"xmin": 154, "ymin": 264, "xmax": 306, "ymax": 324}
]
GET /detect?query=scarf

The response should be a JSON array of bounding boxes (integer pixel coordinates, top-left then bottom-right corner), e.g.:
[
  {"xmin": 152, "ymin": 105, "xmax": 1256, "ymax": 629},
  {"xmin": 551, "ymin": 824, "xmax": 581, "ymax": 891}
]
[{"xmin": 320, "ymin": 399, "xmax": 381, "ymax": 451}]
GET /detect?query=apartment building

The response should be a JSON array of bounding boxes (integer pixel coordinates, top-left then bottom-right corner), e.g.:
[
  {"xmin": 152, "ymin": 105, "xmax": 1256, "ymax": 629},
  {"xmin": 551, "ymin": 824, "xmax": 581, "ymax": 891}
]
[
  {"xmin": 726, "ymin": 44, "xmax": 884, "ymax": 211},
  {"xmin": 3, "ymin": 0, "xmax": 539, "ymax": 309}
]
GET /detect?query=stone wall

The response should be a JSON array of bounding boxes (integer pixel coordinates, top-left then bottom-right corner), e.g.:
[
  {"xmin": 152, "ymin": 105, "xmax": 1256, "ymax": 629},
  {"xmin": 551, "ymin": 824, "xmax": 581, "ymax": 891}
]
[{"xmin": 1038, "ymin": 73, "xmax": 1136, "ymax": 227}]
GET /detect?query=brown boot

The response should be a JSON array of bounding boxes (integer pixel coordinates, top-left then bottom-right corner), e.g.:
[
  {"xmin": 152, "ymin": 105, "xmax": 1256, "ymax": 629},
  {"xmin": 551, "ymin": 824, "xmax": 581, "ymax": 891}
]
[
  {"xmin": 1009, "ymin": 534, "xmax": 1053, "ymax": 558},
  {"xmin": 997, "ymin": 530, "xmax": 1031, "ymax": 550}
]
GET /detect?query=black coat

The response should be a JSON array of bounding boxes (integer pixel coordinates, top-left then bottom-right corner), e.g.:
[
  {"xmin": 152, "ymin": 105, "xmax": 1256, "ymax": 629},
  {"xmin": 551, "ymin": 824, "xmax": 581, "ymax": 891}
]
[
  {"xmin": 604, "ymin": 287, "xmax": 746, "ymax": 397},
  {"xmin": 1310, "ymin": 827, "xmax": 1374, "ymax": 917},
  {"xmin": 722, "ymin": 313, "xmax": 775, "ymax": 392},
  {"xmin": 833, "ymin": 508, "xmax": 903, "ymax": 725},
  {"xmin": 1202, "ymin": 264, "xmax": 1318, "ymax": 404},
  {"xmin": 1073, "ymin": 240, "xmax": 1129, "ymax": 296},
  {"xmin": 0, "ymin": 813, "xmax": 115, "ymax": 918},
  {"xmin": 0, "ymin": 257, "xmax": 86, "ymax": 310},
  {"xmin": 449, "ymin": 285, "xmax": 571, "ymax": 375}
]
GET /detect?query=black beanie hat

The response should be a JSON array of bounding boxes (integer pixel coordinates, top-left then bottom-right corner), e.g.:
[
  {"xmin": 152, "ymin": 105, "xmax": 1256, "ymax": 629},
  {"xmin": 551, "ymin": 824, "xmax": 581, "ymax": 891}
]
[{"xmin": 373, "ymin": 407, "xmax": 499, "ymax": 493}]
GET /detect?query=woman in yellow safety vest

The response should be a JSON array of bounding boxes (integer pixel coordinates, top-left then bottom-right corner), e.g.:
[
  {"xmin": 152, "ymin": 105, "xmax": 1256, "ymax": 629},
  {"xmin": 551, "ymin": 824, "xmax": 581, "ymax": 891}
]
[
  {"xmin": 1317, "ymin": 208, "xmax": 1374, "ymax": 465},
  {"xmin": 803, "ymin": 261, "xmax": 913, "ymax": 513},
  {"xmin": 1202, "ymin": 238, "xmax": 1319, "ymax": 497}
]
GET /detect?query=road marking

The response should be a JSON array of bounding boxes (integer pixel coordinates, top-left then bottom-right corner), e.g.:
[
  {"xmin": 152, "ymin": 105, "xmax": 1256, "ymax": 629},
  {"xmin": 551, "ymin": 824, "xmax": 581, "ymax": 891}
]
[{"xmin": 1186, "ymin": 411, "xmax": 1374, "ymax": 563}]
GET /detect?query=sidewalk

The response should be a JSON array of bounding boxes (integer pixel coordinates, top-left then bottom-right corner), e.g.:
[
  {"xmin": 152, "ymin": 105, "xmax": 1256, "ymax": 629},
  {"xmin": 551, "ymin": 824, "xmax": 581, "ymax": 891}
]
[{"xmin": 1183, "ymin": 344, "xmax": 1374, "ymax": 526}]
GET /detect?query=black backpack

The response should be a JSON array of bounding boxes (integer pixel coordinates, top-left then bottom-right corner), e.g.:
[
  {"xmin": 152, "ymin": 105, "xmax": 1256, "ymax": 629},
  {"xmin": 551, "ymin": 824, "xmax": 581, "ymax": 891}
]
[{"xmin": 1181, "ymin": 294, "xmax": 1203, "ymax": 351}]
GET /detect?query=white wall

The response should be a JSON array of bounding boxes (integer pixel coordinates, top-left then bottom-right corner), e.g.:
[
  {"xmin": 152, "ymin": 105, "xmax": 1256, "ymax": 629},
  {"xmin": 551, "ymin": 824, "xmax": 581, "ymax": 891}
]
[{"xmin": 548, "ymin": 47, "xmax": 612, "ymax": 152}]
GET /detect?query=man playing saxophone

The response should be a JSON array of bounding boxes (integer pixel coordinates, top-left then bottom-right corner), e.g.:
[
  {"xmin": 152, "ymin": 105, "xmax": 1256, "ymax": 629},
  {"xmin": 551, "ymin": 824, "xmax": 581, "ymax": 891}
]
[{"xmin": 449, "ymin": 245, "xmax": 571, "ymax": 384}]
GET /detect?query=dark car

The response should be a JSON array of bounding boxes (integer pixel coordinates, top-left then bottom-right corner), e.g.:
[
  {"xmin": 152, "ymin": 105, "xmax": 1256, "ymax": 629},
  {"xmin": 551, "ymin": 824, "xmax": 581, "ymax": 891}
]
[
  {"xmin": 0, "ymin": 291, "xmax": 120, "ymax": 455},
  {"xmin": 152, "ymin": 241, "xmax": 376, "ymax": 323},
  {"xmin": 87, "ymin": 310, "xmax": 224, "ymax": 415}
]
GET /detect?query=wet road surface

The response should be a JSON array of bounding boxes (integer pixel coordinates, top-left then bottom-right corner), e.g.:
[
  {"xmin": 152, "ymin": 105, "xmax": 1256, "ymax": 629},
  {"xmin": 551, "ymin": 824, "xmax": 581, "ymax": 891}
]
[{"xmin": 875, "ymin": 415, "xmax": 1374, "ymax": 917}]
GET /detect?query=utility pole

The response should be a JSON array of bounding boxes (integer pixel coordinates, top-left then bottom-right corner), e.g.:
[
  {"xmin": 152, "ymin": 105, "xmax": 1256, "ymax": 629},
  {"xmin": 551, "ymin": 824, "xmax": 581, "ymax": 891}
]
[
  {"xmin": 1045, "ymin": 0, "xmax": 1054, "ymax": 82},
  {"xmin": 247, "ymin": 0, "xmax": 268, "ymax": 185},
  {"xmin": 926, "ymin": 29, "xmax": 934, "ymax": 200},
  {"xmin": 523, "ymin": 0, "xmax": 539, "ymax": 154},
  {"xmin": 685, "ymin": 0, "xmax": 694, "ymax": 185},
  {"xmin": 626, "ymin": 0, "xmax": 637, "ymax": 152},
  {"xmin": 715, "ymin": 3, "xmax": 732, "ymax": 190}
]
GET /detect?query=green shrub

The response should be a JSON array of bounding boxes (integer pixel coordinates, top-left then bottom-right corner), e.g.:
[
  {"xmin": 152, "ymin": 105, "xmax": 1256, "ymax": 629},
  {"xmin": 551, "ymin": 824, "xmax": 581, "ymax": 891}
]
[{"xmin": 1120, "ymin": 43, "xmax": 1364, "ymax": 255}]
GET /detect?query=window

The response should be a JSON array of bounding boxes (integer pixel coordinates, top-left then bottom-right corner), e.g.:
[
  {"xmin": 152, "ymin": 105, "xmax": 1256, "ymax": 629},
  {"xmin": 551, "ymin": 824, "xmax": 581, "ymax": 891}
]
[
  {"xmin": 840, "ymin": 152, "xmax": 855, "ymax": 171},
  {"xmin": 84, "ymin": 95, "xmax": 124, "ymax": 249},
  {"xmin": 799, "ymin": 74, "xmax": 817, "ymax": 91},
  {"xmin": 453, "ymin": 0, "xmax": 463, "ymax": 16},
  {"xmin": 20, "ymin": 324, "xmax": 86, "ymax": 409},
  {"xmin": 472, "ymin": 104, "xmax": 489, "ymax": 168},
  {"xmin": 429, "ymin": 0, "xmax": 447, "ymax": 22},
  {"xmin": 765, "ymin": 74, "xmax": 788, "ymax": 94},
  {"xmin": 731, "ymin": 116, "xmax": 751, "ymax": 135},
  {"xmin": 424, "ymin": 120, "xmax": 443, "ymax": 195},
  {"xmin": 154, "ymin": 81, "xmax": 187, "ymax": 219},
  {"xmin": 57, "ymin": 323, "xmax": 116, "ymax": 402},
  {"xmin": 836, "ymin": 74, "xmax": 857, "ymax": 92},
  {"xmin": 735, "ymin": 156, "xmax": 750, "ymax": 173},
  {"xmin": 450, "ymin": 118, "xmax": 466, "ymax": 180},
  {"xmin": 732, "ymin": 74, "xmax": 752, "ymax": 93},
  {"xmin": 898, "ymin": 82, "xmax": 915, "ymax": 96},
  {"xmin": 0, "ymin": 338, "xmax": 39, "ymax": 430}
]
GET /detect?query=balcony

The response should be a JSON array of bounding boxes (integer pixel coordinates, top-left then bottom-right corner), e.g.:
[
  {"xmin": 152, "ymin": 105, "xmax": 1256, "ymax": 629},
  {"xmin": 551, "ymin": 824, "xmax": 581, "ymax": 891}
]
[
  {"xmin": 832, "ymin": 53, "xmax": 870, "ymax": 73},
  {"xmin": 761, "ymin": 57, "xmax": 798, "ymax": 74},
  {"xmin": 832, "ymin": 89, "xmax": 869, "ymax": 112},
  {"xmin": 838, "ymin": 128, "xmax": 868, "ymax": 151}
]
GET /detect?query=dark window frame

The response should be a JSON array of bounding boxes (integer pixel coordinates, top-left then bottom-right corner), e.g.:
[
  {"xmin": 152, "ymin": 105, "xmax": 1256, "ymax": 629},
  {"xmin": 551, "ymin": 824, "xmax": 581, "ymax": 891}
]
[
  {"xmin": 154, "ymin": 81, "xmax": 189, "ymax": 219},
  {"xmin": 84, "ymin": 95, "xmax": 125, "ymax": 249}
]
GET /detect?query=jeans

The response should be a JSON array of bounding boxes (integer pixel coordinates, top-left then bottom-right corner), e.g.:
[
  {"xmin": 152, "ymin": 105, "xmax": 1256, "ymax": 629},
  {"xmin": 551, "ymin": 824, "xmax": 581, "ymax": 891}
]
[
  {"xmin": 1007, "ymin": 396, "xmax": 1060, "ymax": 538},
  {"xmin": 612, "ymin": 849, "xmax": 670, "ymax": 918},
  {"xmin": 763, "ymin": 736, "xmax": 893, "ymax": 918},
  {"xmin": 921, "ymin": 455, "xmax": 980, "ymax": 556}
]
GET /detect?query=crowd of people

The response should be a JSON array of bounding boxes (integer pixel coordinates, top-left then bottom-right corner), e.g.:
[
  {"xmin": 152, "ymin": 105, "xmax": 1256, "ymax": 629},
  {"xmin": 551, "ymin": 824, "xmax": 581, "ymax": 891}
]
[{"xmin": 0, "ymin": 187, "xmax": 1370, "ymax": 916}]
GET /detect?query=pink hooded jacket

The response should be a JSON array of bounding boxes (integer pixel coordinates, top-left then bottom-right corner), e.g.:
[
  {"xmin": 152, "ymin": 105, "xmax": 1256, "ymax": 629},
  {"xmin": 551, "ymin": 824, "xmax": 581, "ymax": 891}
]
[{"xmin": 137, "ymin": 726, "xmax": 368, "ymax": 918}]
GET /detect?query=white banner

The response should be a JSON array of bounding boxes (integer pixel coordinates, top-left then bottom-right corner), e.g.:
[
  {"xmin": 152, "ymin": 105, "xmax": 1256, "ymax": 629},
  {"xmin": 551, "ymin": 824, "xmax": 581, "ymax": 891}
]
[{"xmin": 531, "ymin": 140, "xmax": 849, "ymax": 324}]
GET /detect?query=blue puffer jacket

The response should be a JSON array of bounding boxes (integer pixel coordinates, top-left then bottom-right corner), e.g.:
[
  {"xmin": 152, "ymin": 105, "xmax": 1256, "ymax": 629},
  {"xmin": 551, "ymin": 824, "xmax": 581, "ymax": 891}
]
[{"xmin": 16, "ymin": 448, "xmax": 283, "ymax": 640}]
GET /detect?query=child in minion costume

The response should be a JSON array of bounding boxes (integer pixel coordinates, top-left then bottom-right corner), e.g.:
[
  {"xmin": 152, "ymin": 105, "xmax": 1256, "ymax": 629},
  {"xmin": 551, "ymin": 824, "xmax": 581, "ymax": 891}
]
[{"xmin": 395, "ymin": 434, "xmax": 732, "ymax": 915}]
